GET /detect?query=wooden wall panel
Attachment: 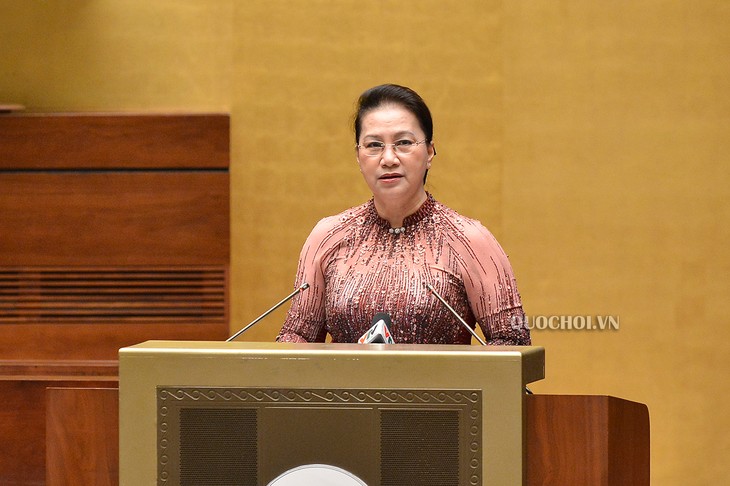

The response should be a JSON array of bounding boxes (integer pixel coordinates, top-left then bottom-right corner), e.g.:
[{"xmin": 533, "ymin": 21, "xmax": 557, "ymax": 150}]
[
  {"xmin": 0, "ymin": 114, "xmax": 229, "ymax": 169},
  {"xmin": 0, "ymin": 323, "xmax": 228, "ymax": 361},
  {"xmin": 0, "ymin": 172, "xmax": 228, "ymax": 266},
  {"xmin": 0, "ymin": 113, "xmax": 230, "ymax": 484},
  {"xmin": 0, "ymin": 268, "xmax": 227, "ymax": 323},
  {"xmin": 0, "ymin": 113, "xmax": 230, "ymax": 357},
  {"xmin": 46, "ymin": 388, "xmax": 119, "ymax": 486},
  {"xmin": 0, "ymin": 378, "xmax": 117, "ymax": 486}
]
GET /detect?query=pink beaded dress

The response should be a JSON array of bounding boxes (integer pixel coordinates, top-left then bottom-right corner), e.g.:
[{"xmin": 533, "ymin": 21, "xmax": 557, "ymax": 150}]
[{"xmin": 276, "ymin": 194, "xmax": 530, "ymax": 345}]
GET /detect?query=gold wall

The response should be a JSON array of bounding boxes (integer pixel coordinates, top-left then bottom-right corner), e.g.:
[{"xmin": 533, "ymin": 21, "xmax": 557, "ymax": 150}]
[{"xmin": 2, "ymin": 1, "xmax": 728, "ymax": 484}]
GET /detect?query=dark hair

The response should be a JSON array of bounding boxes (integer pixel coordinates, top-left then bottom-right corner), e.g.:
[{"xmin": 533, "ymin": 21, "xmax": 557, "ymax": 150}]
[{"xmin": 353, "ymin": 84, "xmax": 433, "ymax": 144}]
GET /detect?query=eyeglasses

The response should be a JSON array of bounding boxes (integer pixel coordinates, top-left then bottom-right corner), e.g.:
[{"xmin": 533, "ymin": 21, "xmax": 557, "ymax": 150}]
[{"xmin": 356, "ymin": 139, "xmax": 427, "ymax": 157}]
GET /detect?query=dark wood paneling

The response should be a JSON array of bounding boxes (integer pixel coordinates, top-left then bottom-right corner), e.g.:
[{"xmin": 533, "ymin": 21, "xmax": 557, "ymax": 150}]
[
  {"xmin": 608, "ymin": 395, "xmax": 651, "ymax": 486},
  {"xmin": 46, "ymin": 388, "xmax": 119, "ymax": 486},
  {"xmin": 0, "ymin": 114, "xmax": 229, "ymax": 169},
  {"xmin": 0, "ymin": 323, "xmax": 228, "ymax": 361},
  {"xmin": 0, "ymin": 379, "xmax": 117, "ymax": 486},
  {"xmin": 0, "ymin": 113, "xmax": 230, "ymax": 483},
  {"xmin": 0, "ymin": 267, "xmax": 227, "ymax": 324},
  {"xmin": 0, "ymin": 172, "xmax": 228, "ymax": 266},
  {"xmin": 526, "ymin": 394, "xmax": 650, "ymax": 485},
  {"xmin": 0, "ymin": 360, "xmax": 118, "ymax": 380}
]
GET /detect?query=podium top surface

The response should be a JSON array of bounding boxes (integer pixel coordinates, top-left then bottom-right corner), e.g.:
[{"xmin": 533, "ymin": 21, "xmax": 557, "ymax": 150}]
[
  {"xmin": 122, "ymin": 339, "xmax": 543, "ymax": 358},
  {"xmin": 120, "ymin": 340, "xmax": 545, "ymax": 384}
]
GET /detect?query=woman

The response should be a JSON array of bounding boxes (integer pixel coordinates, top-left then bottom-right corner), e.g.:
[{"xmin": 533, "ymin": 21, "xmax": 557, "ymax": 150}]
[{"xmin": 276, "ymin": 84, "xmax": 530, "ymax": 345}]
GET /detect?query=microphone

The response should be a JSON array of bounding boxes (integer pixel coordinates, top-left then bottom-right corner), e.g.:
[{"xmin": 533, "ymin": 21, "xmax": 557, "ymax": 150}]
[
  {"xmin": 426, "ymin": 283, "xmax": 487, "ymax": 345},
  {"xmin": 358, "ymin": 312, "xmax": 395, "ymax": 344},
  {"xmin": 426, "ymin": 283, "xmax": 533, "ymax": 394},
  {"xmin": 226, "ymin": 282, "xmax": 310, "ymax": 342}
]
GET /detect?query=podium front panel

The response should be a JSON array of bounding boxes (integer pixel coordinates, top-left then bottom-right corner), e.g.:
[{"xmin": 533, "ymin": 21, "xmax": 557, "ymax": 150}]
[{"xmin": 120, "ymin": 341, "xmax": 544, "ymax": 485}]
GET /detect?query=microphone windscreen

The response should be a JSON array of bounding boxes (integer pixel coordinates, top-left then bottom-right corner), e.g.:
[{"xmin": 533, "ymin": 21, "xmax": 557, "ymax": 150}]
[
  {"xmin": 372, "ymin": 312, "xmax": 392, "ymax": 326},
  {"xmin": 359, "ymin": 313, "xmax": 395, "ymax": 344}
]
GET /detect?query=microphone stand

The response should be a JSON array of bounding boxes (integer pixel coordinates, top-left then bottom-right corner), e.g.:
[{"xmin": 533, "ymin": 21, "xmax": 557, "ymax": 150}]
[
  {"xmin": 426, "ymin": 283, "xmax": 533, "ymax": 394},
  {"xmin": 226, "ymin": 282, "xmax": 310, "ymax": 342},
  {"xmin": 426, "ymin": 283, "xmax": 487, "ymax": 345}
]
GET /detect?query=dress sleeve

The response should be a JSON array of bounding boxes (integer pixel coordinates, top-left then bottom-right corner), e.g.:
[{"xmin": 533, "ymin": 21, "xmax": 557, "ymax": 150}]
[
  {"xmin": 275, "ymin": 218, "xmax": 333, "ymax": 343},
  {"xmin": 458, "ymin": 221, "xmax": 531, "ymax": 345}
]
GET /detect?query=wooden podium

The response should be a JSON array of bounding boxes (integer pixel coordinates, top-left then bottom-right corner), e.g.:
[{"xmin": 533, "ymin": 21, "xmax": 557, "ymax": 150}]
[{"xmin": 43, "ymin": 342, "xmax": 649, "ymax": 485}]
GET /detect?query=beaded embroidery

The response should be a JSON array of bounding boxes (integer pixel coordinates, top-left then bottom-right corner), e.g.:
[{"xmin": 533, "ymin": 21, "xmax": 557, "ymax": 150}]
[{"xmin": 277, "ymin": 194, "xmax": 529, "ymax": 345}]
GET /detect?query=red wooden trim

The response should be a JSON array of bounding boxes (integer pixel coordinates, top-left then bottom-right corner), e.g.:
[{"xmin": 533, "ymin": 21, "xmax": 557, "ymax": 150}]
[{"xmin": 0, "ymin": 360, "xmax": 119, "ymax": 381}]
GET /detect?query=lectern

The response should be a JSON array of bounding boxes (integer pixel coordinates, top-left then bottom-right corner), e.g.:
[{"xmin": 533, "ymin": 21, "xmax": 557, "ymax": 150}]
[{"xmin": 119, "ymin": 341, "xmax": 545, "ymax": 485}]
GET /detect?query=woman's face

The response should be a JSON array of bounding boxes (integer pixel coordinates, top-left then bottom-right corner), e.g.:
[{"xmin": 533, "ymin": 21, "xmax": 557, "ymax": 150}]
[{"xmin": 356, "ymin": 104, "xmax": 435, "ymax": 206}]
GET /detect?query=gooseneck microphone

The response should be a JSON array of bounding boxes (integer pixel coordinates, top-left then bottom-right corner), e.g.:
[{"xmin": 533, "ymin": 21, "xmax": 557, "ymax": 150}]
[
  {"xmin": 426, "ymin": 283, "xmax": 487, "ymax": 346},
  {"xmin": 427, "ymin": 282, "xmax": 533, "ymax": 394},
  {"xmin": 226, "ymin": 282, "xmax": 310, "ymax": 342}
]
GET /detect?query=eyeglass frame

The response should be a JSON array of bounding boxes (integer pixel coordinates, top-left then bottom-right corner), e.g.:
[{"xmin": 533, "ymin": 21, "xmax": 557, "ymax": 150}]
[{"xmin": 355, "ymin": 139, "xmax": 429, "ymax": 157}]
